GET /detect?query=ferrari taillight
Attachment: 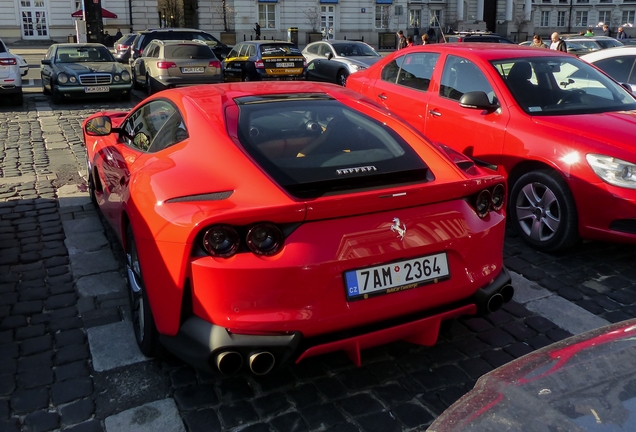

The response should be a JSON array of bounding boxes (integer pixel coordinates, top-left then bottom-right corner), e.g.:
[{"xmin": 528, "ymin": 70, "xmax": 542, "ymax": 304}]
[
  {"xmin": 246, "ymin": 223, "xmax": 283, "ymax": 256},
  {"xmin": 201, "ymin": 222, "xmax": 285, "ymax": 258},
  {"xmin": 202, "ymin": 225, "xmax": 240, "ymax": 257}
]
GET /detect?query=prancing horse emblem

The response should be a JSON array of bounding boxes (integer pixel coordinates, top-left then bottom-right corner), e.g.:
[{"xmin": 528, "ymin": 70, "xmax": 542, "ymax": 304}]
[{"xmin": 390, "ymin": 218, "xmax": 406, "ymax": 240}]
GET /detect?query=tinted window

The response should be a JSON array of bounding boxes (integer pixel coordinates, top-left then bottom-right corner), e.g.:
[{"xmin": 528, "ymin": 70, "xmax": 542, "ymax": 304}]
[
  {"xmin": 165, "ymin": 44, "xmax": 214, "ymax": 59},
  {"xmin": 331, "ymin": 43, "xmax": 380, "ymax": 57},
  {"xmin": 440, "ymin": 55, "xmax": 495, "ymax": 102},
  {"xmin": 259, "ymin": 44, "xmax": 303, "ymax": 57},
  {"xmin": 121, "ymin": 100, "xmax": 185, "ymax": 152},
  {"xmin": 397, "ymin": 52, "xmax": 439, "ymax": 91},
  {"xmin": 597, "ymin": 39, "xmax": 623, "ymax": 49},
  {"xmin": 381, "ymin": 57, "xmax": 403, "ymax": 83},
  {"xmin": 235, "ymin": 96, "xmax": 430, "ymax": 198},
  {"xmin": 56, "ymin": 46, "xmax": 114, "ymax": 62},
  {"xmin": 593, "ymin": 56, "xmax": 636, "ymax": 83}
]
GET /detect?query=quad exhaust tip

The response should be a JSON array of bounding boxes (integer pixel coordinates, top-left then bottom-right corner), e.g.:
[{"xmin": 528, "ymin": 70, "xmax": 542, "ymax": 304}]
[
  {"xmin": 215, "ymin": 351, "xmax": 243, "ymax": 375},
  {"xmin": 249, "ymin": 351, "xmax": 276, "ymax": 375}
]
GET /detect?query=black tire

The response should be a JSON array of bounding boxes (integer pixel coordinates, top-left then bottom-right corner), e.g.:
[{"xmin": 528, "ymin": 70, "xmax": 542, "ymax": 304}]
[
  {"xmin": 126, "ymin": 225, "xmax": 160, "ymax": 357},
  {"xmin": 337, "ymin": 69, "xmax": 349, "ymax": 87},
  {"xmin": 132, "ymin": 70, "xmax": 142, "ymax": 90},
  {"xmin": 10, "ymin": 92, "xmax": 23, "ymax": 106},
  {"xmin": 87, "ymin": 165, "xmax": 97, "ymax": 208},
  {"xmin": 41, "ymin": 79, "xmax": 50, "ymax": 95},
  {"xmin": 509, "ymin": 170, "xmax": 579, "ymax": 252}
]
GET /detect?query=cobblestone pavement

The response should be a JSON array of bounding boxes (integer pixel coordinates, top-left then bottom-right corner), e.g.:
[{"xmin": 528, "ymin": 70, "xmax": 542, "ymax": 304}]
[{"xmin": 0, "ymin": 93, "xmax": 635, "ymax": 432}]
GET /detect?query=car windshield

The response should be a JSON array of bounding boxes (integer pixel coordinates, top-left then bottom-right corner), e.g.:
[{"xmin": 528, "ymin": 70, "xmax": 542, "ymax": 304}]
[
  {"xmin": 492, "ymin": 56, "xmax": 636, "ymax": 115},
  {"xmin": 569, "ymin": 39, "xmax": 602, "ymax": 50},
  {"xmin": 597, "ymin": 39, "xmax": 623, "ymax": 49},
  {"xmin": 331, "ymin": 43, "xmax": 380, "ymax": 57},
  {"xmin": 259, "ymin": 44, "xmax": 303, "ymax": 56},
  {"xmin": 56, "ymin": 46, "xmax": 114, "ymax": 62},
  {"xmin": 165, "ymin": 44, "xmax": 214, "ymax": 59},
  {"xmin": 235, "ymin": 95, "xmax": 430, "ymax": 198}
]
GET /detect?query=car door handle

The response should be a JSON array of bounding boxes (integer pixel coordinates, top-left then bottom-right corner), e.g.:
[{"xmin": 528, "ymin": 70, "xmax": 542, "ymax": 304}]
[
  {"xmin": 429, "ymin": 109, "xmax": 442, "ymax": 117},
  {"xmin": 378, "ymin": 93, "xmax": 387, "ymax": 100}
]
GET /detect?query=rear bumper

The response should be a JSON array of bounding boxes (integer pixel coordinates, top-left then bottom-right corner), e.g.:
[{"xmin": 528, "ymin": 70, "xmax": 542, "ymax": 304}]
[
  {"xmin": 0, "ymin": 85, "xmax": 22, "ymax": 95},
  {"xmin": 160, "ymin": 267, "xmax": 512, "ymax": 374},
  {"xmin": 155, "ymin": 74, "xmax": 223, "ymax": 87}
]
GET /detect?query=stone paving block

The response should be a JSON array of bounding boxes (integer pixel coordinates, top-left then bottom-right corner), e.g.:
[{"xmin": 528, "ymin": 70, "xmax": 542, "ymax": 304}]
[
  {"xmin": 86, "ymin": 321, "xmax": 146, "ymax": 371},
  {"xmin": 182, "ymin": 408, "xmax": 221, "ymax": 432},
  {"xmin": 524, "ymin": 296, "xmax": 610, "ymax": 335},
  {"xmin": 216, "ymin": 377, "xmax": 253, "ymax": 403},
  {"xmin": 10, "ymin": 386, "xmax": 49, "ymax": 414},
  {"xmin": 57, "ymin": 185, "xmax": 91, "ymax": 208},
  {"xmin": 336, "ymin": 393, "xmax": 384, "ymax": 417},
  {"xmin": 60, "ymin": 398, "xmax": 95, "ymax": 427},
  {"xmin": 218, "ymin": 400, "xmax": 259, "ymax": 428},
  {"xmin": 372, "ymin": 383, "xmax": 411, "ymax": 406},
  {"xmin": 52, "ymin": 377, "xmax": 93, "ymax": 405},
  {"xmin": 104, "ymin": 398, "xmax": 186, "ymax": 432},
  {"xmin": 54, "ymin": 360, "xmax": 91, "ymax": 382},
  {"xmin": 253, "ymin": 392, "xmax": 292, "ymax": 418},
  {"xmin": 270, "ymin": 412, "xmax": 308, "ymax": 432},
  {"xmin": 61, "ymin": 216, "xmax": 103, "ymax": 236},
  {"xmin": 69, "ymin": 250, "xmax": 119, "ymax": 278},
  {"xmin": 23, "ymin": 409, "xmax": 60, "ymax": 431},
  {"xmin": 173, "ymin": 384, "xmax": 219, "ymax": 411},
  {"xmin": 314, "ymin": 376, "xmax": 348, "ymax": 400},
  {"xmin": 356, "ymin": 411, "xmax": 402, "ymax": 432},
  {"xmin": 65, "ymin": 232, "xmax": 110, "ymax": 255},
  {"xmin": 391, "ymin": 402, "xmax": 435, "ymax": 429},
  {"xmin": 76, "ymin": 272, "xmax": 126, "ymax": 297},
  {"xmin": 365, "ymin": 360, "xmax": 403, "ymax": 382}
]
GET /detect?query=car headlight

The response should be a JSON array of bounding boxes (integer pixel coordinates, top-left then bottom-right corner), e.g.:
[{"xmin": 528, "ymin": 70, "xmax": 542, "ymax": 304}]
[
  {"xmin": 349, "ymin": 64, "xmax": 366, "ymax": 73},
  {"xmin": 121, "ymin": 70, "xmax": 131, "ymax": 81},
  {"xmin": 114, "ymin": 75, "xmax": 121, "ymax": 82},
  {"xmin": 69, "ymin": 76, "xmax": 77, "ymax": 83},
  {"xmin": 586, "ymin": 154, "xmax": 636, "ymax": 189},
  {"xmin": 57, "ymin": 73, "xmax": 69, "ymax": 84}
]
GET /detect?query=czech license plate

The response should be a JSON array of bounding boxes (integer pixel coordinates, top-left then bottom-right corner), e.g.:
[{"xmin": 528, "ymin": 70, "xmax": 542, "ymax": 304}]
[
  {"xmin": 182, "ymin": 67, "xmax": 204, "ymax": 73},
  {"xmin": 276, "ymin": 62, "xmax": 295, "ymax": 67},
  {"xmin": 85, "ymin": 86, "xmax": 109, "ymax": 93},
  {"xmin": 344, "ymin": 253, "xmax": 449, "ymax": 300}
]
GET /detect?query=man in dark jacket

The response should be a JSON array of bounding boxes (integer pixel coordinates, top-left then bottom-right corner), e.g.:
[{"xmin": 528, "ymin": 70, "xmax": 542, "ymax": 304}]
[
  {"xmin": 397, "ymin": 30, "xmax": 407, "ymax": 49},
  {"xmin": 550, "ymin": 32, "xmax": 567, "ymax": 52}
]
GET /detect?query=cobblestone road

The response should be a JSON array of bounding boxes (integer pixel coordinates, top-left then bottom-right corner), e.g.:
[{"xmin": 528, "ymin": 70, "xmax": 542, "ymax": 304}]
[{"xmin": 1, "ymin": 93, "xmax": 635, "ymax": 432}]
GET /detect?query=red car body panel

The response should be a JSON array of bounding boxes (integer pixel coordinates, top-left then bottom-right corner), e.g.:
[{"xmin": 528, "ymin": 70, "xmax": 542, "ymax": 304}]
[
  {"xmin": 83, "ymin": 81, "xmax": 511, "ymax": 370},
  {"xmin": 347, "ymin": 44, "xmax": 636, "ymax": 245}
]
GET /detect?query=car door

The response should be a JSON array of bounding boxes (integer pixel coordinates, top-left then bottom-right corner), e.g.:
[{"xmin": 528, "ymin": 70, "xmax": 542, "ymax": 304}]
[
  {"xmin": 136, "ymin": 43, "xmax": 158, "ymax": 84},
  {"xmin": 311, "ymin": 43, "xmax": 333, "ymax": 82},
  {"xmin": 40, "ymin": 46, "xmax": 55, "ymax": 90},
  {"xmin": 424, "ymin": 54, "xmax": 509, "ymax": 164},
  {"xmin": 364, "ymin": 51, "xmax": 440, "ymax": 133}
]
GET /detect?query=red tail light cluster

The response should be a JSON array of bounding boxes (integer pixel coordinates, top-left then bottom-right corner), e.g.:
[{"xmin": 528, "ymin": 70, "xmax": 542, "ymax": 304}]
[
  {"xmin": 209, "ymin": 60, "xmax": 222, "ymax": 69},
  {"xmin": 0, "ymin": 58, "xmax": 17, "ymax": 66},
  {"xmin": 157, "ymin": 61, "xmax": 177, "ymax": 69},
  {"xmin": 473, "ymin": 184, "xmax": 506, "ymax": 218},
  {"xmin": 202, "ymin": 223, "xmax": 284, "ymax": 258},
  {"xmin": 254, "ymin": 60, "xmax": 264, "ymax": 69},
  {"xmin": 116, "ymin": 44, "xmax": 129, "ymax": 51}
]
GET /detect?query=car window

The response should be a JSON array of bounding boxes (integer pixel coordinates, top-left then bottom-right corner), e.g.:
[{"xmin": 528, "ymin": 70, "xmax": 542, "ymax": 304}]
[
  {"xmin": 260, "ymin": 44, "xmax": 302, "ymax": 57},
  {"xmin": 492, "ymin": 57, "xmax": 636, "ymax": 114},
  {"xmin": 121, "ymin": 100, "xmax": 182, "ymax": 152},
  {"xmin": 235, "ymin": 96, "xmax": 430, "ymax": 199},
  {"xmin": 593, "ymin": 56, "xmax": 636, "ymax": 83},
  {"xmin": 165, "ymin": 44, "xmax": 214, "ymax": 59},
  {"xmin": 381, "ymin": 56, "xmax": 405, "ymax": 83},
  {"xmin": 597, "ymin": 39, "xmax": 623, "ymax": 49},
  {"xmin": 56, "ymin": 46, "xmax": 113, "ymax": 62},
  {"xmin": 238, "ymin": 44, "xmax": 250, "ymax": 57},
  {"xmin": 144, "ymin": 44, "xmax": 157, "ymax": 58},
  {"xmin": 440, "ymin": 55, "xmax": 495, "ymax": 102},
  {"xmin": 227, "ymin": 46, "xmax": 240, "ymax": 58},
  {"xmin": 306, "ymin": 44, "xmax": 319, "ymax": 55},
  {"xmin": 147, "ymin": 110, "xmax": 189, "ymax": 153},
  {"xmin": 317, "ymin": 44, "xmax": 330, "ymax": 56},
  {"xmin": 397, "ymin": 52, "xmax": 440, "ymax": 91}
]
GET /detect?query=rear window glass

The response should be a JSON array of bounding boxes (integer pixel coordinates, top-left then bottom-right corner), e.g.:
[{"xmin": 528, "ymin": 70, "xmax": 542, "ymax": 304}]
[
  {"xmin": 165, "ymin": 44, "xmax": 214, "ymax": 59},
  {"xmin": 259, "ymin": 44, "xmax": 303, "ymax": 57},
  {"xmin": 235, "ymin": 96, "xmax": 431, "ymax": 198}
]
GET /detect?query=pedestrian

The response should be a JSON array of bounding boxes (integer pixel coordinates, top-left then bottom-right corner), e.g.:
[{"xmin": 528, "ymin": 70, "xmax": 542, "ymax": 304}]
[
  {"xmin": 603, "ymin": 24, "xmax": 612, "ymax": 37},
  {"xmin": 584, "ymin": 28, "xmax": 594, "ymax": 37},
  {"xmin": 530, "ymin": 34, "xmax": 547, "ymax": 48},
  {"xmin": 397, "ymin": 30, "xmax": 407, "ymax": 49},
  {"xmin": 406, "ymin": 36, "xmax": 414, "ymax": 47},
  {"xmin": 115, "ymin": 28, "xmax": 122, "ymax": 40},
  {"xmin": 422, "ymin": 34, "xmax": 429, "ymax": 45},
  {"xmin": 103, "ymin": 30, "xmax": 113, "ymax": 47},
  {"xmin": 254, "ymin": 22, "xmax": 261, "ymax": 40},
  {"xmin": 550, "ymin": 32, "xmax": 567, "ymax": 52},
  {"xmin": 618, "ymin": 27, "xmax": 627, "ymax": 39},
  {"xmin": 427, "ymin": 26, "xmax": 436, "ymax": 42}
]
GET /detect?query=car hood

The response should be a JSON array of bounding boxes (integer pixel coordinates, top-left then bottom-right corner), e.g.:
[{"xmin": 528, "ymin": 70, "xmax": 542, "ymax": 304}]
[
  {"xmin": 532, "ymin": 110, "xmax": 636, "ymax": 156},
  {"xmin": 57, "ymin": 62, "xmax": 126, "ymax": 74},
  {"xmin": 340, "ymin": 56, "xmax": 382, "ymax": 67},
  {"xmin": 428, "ymin": 318, "xmax": 636, "ymax": 432}
]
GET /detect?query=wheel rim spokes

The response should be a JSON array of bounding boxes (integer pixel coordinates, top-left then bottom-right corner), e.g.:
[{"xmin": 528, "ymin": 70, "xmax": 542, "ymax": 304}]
[
  {"xmin": 126, "ymin": 247, "xmax": 144, "ymax": 339},
  {"xmin": 516, "ymin": 182, "xmax": 561, "ymax": 242}
]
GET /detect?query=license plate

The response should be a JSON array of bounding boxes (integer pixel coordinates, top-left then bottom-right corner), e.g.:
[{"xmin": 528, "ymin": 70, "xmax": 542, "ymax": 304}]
[
  {"xmin": 182, "ymin": 67, "xmax": 205, "ymax": 73},
  {"xmin": 276, "ymin": 62, "xmax": 295, "ymax": 67},
  {"xmin": 344, "ymin": 253, "xmax": 449, "ymax": 300},
  {"xmin": 85, "ymin": 86, "xmax": 109, "ymax": 93}
]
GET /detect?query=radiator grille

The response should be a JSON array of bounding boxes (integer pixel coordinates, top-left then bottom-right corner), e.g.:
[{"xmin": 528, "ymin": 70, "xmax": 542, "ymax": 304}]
[{"xmin": 79, "ymin": 74, "xmax": 112, "ymax": 85}]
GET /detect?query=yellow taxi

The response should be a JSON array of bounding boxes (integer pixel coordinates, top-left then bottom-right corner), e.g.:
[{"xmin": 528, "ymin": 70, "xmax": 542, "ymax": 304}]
[{"xmin": 222, "ymin": 40, "xmax": 306, "ymax": 82}]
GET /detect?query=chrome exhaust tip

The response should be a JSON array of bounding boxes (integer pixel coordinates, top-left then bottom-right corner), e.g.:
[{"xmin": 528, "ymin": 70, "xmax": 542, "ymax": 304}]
[
  {"xmin": 486, "ymin": 293, "xmax": 505, "ymax": 313},
  {"xmin": 249, "ymin": 351, "xmax": 275, "ymax": 375},
  {"xmin": 215, "ymin": 351, "xmax": 243, "ymax": 375},
  {"xmin": 499, "ymin": 284, "xmax": 514, "ymax": 303}
]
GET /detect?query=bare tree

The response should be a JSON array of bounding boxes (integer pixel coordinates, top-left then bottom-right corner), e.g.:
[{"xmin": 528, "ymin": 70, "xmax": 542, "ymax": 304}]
[
  {"xmin": 158, "ymin": 0, "xmax": 183, "ymax": 27},
  {"xmin": 304, "ymin": 6, "xmax": 320, "ymax": 32},
  {"xmin": 513, "ymin": 12, "xmax": 530, "ymax": 42},
  {"xmin": 214, "ymin": 0, "xmax": 236, "ymax": 32}
]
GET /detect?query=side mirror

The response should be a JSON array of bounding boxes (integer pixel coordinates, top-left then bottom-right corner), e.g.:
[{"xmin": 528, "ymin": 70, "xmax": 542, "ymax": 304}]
[
  {"xmin": 85, "ymin": 116, "xmax": 113, "ymax": 136},
  {"xmin": 325, "ymin": 52, "xmax": 333, "ymax": 60},
  {"xmin": 620, "ymin": 82, "xmax": 634, "ymax": 94},
  {"xmin": 41, "ymin": 59, "xmax": 51, "ymax": 65},
  {"xmin": 459, "ymin": 91, "xmax": 499, "ymax": 111}
]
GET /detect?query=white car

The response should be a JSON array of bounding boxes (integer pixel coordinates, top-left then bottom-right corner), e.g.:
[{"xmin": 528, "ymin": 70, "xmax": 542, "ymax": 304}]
[
  {"xmin": 302, "ymin": 40, "xmax": 382, "ymax": 86},
  {"xmin": 0, "ymin": 38, "xmax": 23, "ymax": 106},
  {"xmin": 581, "ymin": 46, "xmax": 636, "ymax": 93}
]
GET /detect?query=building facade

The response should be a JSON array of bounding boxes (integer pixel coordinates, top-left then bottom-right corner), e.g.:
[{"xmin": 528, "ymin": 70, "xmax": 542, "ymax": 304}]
[{"xmin": 0, "ymin": 0, "xmax": 634, "ymax": 45}]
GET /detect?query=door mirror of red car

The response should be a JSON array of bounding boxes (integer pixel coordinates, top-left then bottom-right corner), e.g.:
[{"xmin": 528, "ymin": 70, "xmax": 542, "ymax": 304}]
[
  {"xmin": 85, "ymin": 116, "xmax": 113, "ymax": 136},
  {"xmin": 459, "ymin": 91, "xmax": 499, "ymax": 111}
]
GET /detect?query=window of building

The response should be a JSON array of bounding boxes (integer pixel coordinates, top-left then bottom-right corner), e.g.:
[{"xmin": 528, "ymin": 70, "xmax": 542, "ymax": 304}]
[
  {"xmin": 430, "ymin": 9, "xmax": 443, "ymax": 27},
  {"xmin": 540, "ymin": 11, "xmax": 550, "ymax": 26},
  {"xmin": 598, "ymin": 10, "xmax": 612, "ymax": 25},
  {"xmin": 375, "ymin": 5, "xmax": 390, "ymax": 29},
  {"xmin": 409, "ymin": 9, "xmax": 421, "ymax": 28},
  {"xmin": 623, "ymin": 10, "xmax": 635, "ymax": 25},
  {"xmin": 258, "ymin": 3, "xmax": 276, "ymax": 29},
  {"xmin": 575, "ymin": 11, "xmax": 588, "ymax": 26},
  {"xmin": 556, "ymin": 11, "xmax": 566, "ymax": 26},
  {"xmin": 576, "ymin": 0, "xmax": 589, "ymax": 3}
]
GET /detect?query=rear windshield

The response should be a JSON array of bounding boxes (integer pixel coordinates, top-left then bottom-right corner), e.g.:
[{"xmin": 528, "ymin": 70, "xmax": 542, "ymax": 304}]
[
  {"xmin": 236, "ymin": 96, "xmax": 431, "ymax": 198},
  {"xmin": 259, "ymin": 44, "xmax": 303, "ymax": 57},
  {"xmin": 165, "ymin": 44, "xmax": 214, "ymax": 59},
  {"xmin": 144, "ymin": 31, "xmax": 216, "ymax": 47}
]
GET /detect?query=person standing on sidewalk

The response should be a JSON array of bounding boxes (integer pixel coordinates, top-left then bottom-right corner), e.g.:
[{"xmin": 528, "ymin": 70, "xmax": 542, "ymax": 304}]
[
  {"xmin": 550, "ymin": 32, "xmax": 567, "ymax": 52},
  {"xmin": 397, "ymin": 30, "xmax": 407, "ymax": 49}
]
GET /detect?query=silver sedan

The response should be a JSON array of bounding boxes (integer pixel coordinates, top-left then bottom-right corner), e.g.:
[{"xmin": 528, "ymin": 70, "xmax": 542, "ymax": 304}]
[{"xmin": 302, "ymin": 40, "xmax": 382, "ymax": 86}]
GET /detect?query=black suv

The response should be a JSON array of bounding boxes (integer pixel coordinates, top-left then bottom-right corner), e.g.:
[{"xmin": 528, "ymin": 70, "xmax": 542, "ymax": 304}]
[
  {"xmin": 114, "ymin": 33, "xmax": 136, "ymax": 64},
  {"xmin": 129, "ymin": 28, "xmax": 233, "ymax": 64},
  {"xmin": 445, "ymin": 32, "xmax": 515, "ymax": 44}
]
